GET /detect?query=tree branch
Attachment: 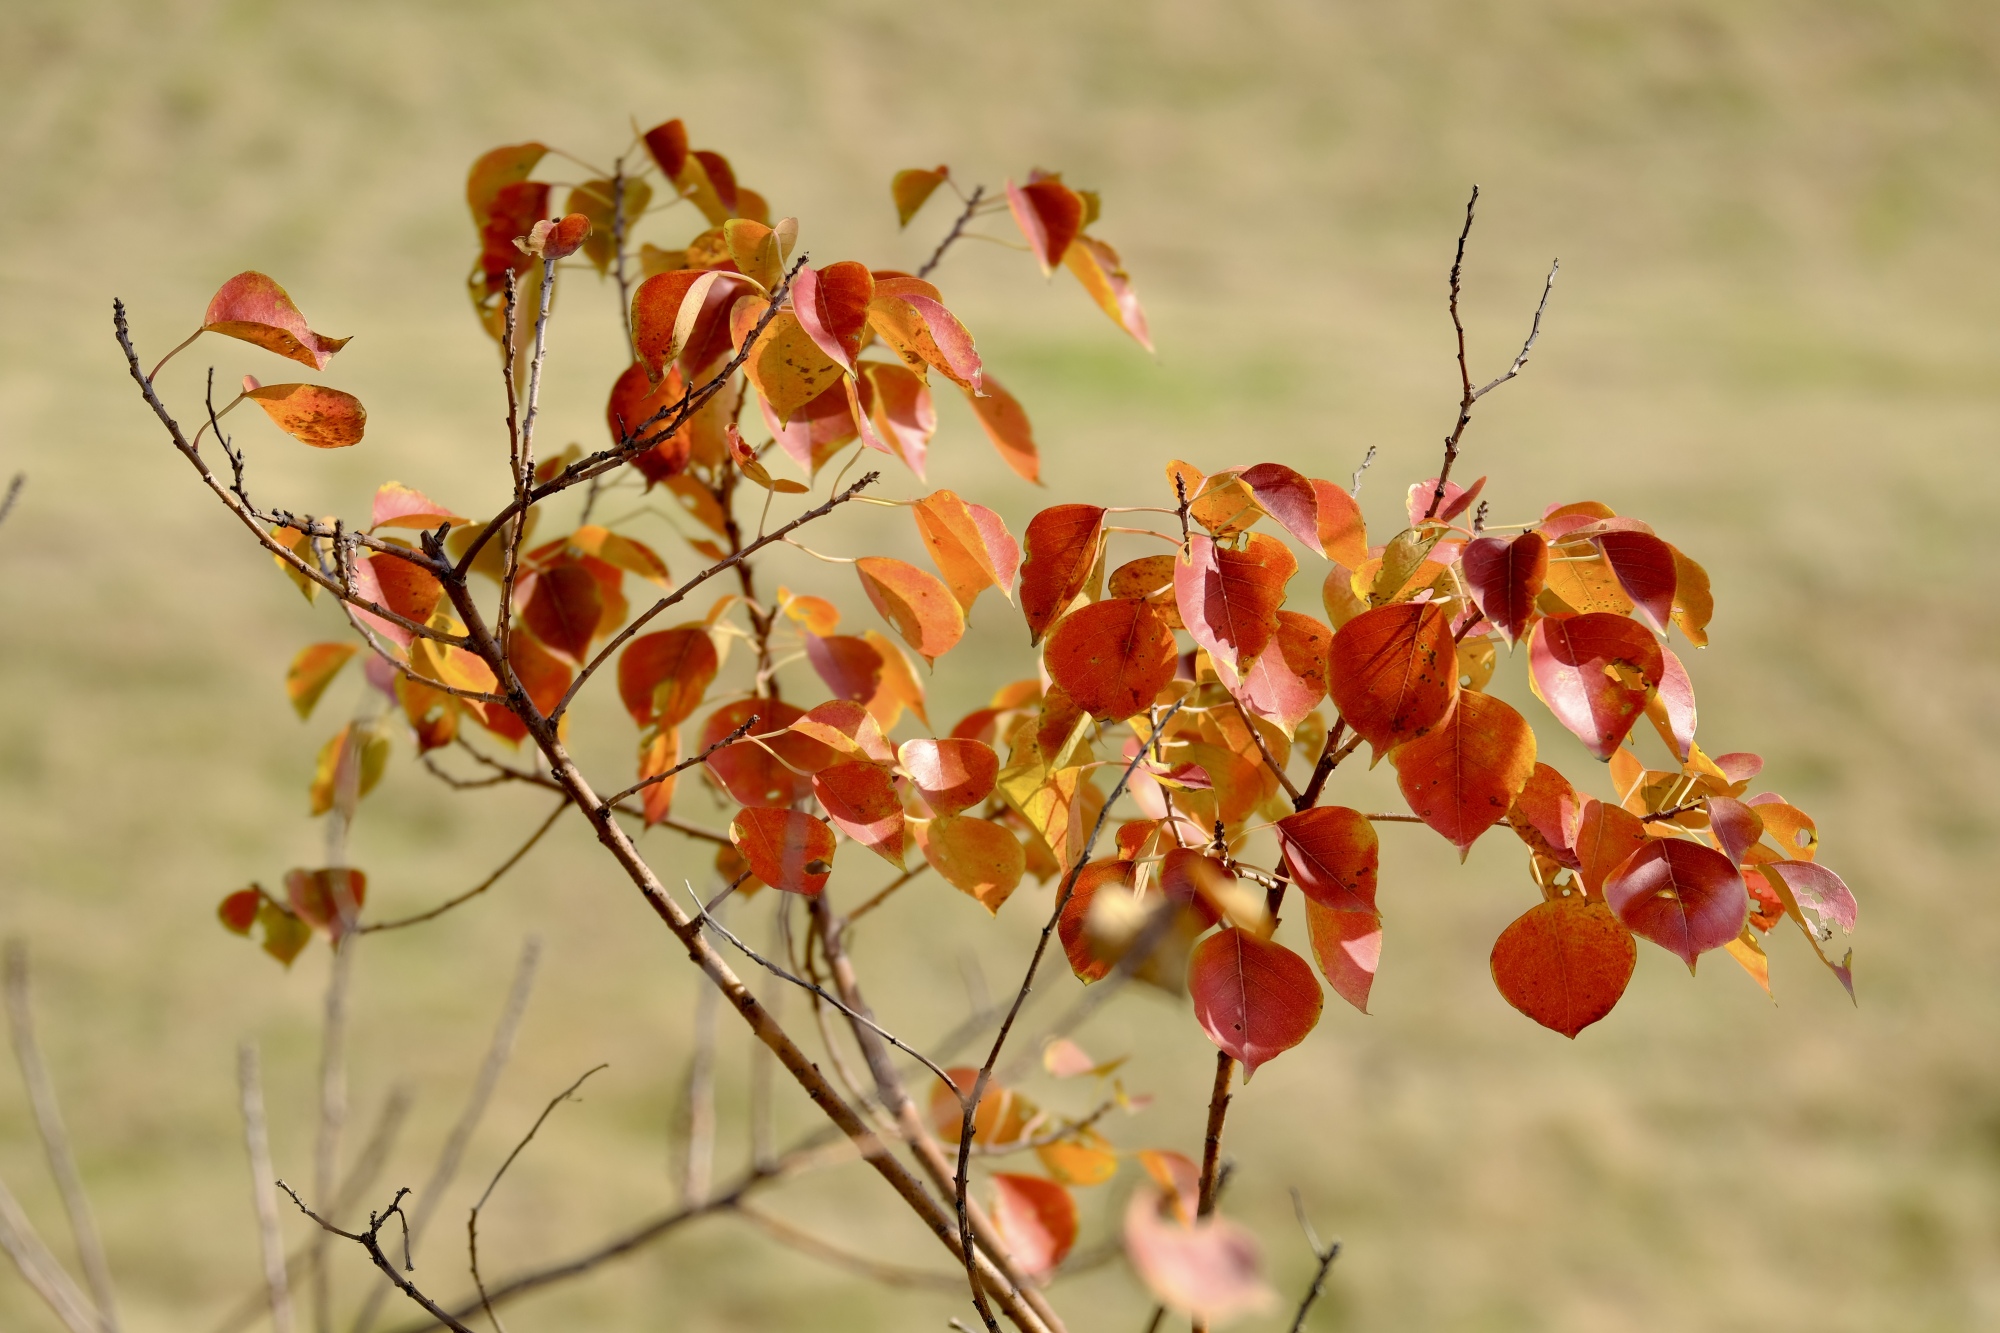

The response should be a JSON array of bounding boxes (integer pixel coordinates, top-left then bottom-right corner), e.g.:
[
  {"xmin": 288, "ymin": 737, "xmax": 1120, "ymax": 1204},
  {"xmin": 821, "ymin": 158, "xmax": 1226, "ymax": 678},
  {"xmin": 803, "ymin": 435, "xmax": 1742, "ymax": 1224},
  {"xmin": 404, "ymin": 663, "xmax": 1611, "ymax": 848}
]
[{"xmin": 918, "ymin": 185, "xmax": 987, "ymax": 280}]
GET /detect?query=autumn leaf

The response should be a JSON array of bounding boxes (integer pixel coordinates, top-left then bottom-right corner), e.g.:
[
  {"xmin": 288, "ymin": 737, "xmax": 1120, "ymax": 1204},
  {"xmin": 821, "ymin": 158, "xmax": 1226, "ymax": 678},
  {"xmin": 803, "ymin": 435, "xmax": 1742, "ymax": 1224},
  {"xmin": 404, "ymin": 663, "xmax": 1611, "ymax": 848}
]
[
  {"xmin": 1490, "ymin": 894, "xmax": 1637, "ymax": 1037},
  {"xmin": 891, "ymin": 166, "xmax": 949, "ymax": 226},
  {"xmin": 812, "ymin": 761, "xmax": 906, "ymax": 866},
  {"xmin": 858, "ymin": 361, "xmax": 936, "ymax": 477},
  {"xmin": 963, "ymin": 375, "xmax": 1039, "ymax": 484},
  {"xmin": 1603, "ymin": 838, "xmax": 1748, "ymax": 968},
  {"xmin": 1460, "ymin": 532, "xmax": 1547, "ymax": 642},
  {"xmin": 1188, "ymin": 928, "xmax": 1323, "ymax": 1075},
  {"xmin": 1064, "ymin": 234, "xmax": 1152, "ymax": 351},
  {"xmin": 990, "ymin": 1173, "xmax": 1077, "ymax": 1279},
  {"xmin": 805, "ymin": 633, "xmax": 885, "ymax": 703},
  {"xmin": 1593, "ymin": 530, "xmax": 1678, "ymax": 633},
  {"xmin": 1274, "ymin": 806, "xmax": 1379, "ymax": 914},
  {"xmin": 1020, "ymin": 504, "xmax": 1106, "ymax": 644},
  {"xmin": 729, "ymin": 807, "xmax": 835, "ymax": 896},
  {"xmin": 523, "ymin": 558, "xmax": 603, "ymax": 662},
  {"xmin": 1304, "ymin": 897, "xmax": 1383, "ymax": 1015},
  {"xmin": 1326, "ymin": 601, "xmax": 1458, "ymax": 756},
  {"xmin": 1391, "ymin": 689, "xmax": 1537, "ymax": 855},
  {"xmin": 792, "ymin": 261, "xmax": 874, "ymax": 373},
  {"xmin": 1575, "ymin": 799, "xmax": 1649, "ymax": 897},
  {"xmin": 1645, "ymin": 644, "xmax": 1698, "ymax": 762},
  {"xmin": 241, "ymin": 383, "xmax": 366, "ymax": 449},
  {"xmin": 702, "ymin": 698, "xmax": 810, "ymax": 807},
  {"xmin": 287, "ymin": 643, "xmax": 357, "ymax": 719},
  {"xmin": 1508, "ymin": 762, "xmax": 1585, "ymax": 868},
  {"xmin": 1037, "ymin": 1128, "xmax": 1119, "ymax": 1187},
  {"xmin": 284, "ymin": 867, "xmax": 367, "ymax": 940},
  {"xmin": 1124, "ymin": 1190, "xmax": 1275, "ymax": 1324},
  {"xmin": 897, "ymin": 738, "xmax": 999, "ymax": 815},
  {"xmin": 912, "ymin": 489, "xmax": 1021, "ymax": 611},
  {"xmin": 1006, "ymin": 173, "xmax": 1085, "ymax": 273},
  {"xmin": 862, "ymin": 629, "xmax": 929, "ymax": 730},
  {"xmin": 640, "ymin": 120, "xmax": 688, "ymax": 179},
  {"xmin": 1527, "ymin": 613, "xmax": 1664, "ymax": 760},
  {"xmin": 866, "ymin": 276, "xmax": 983, "ymax": 391},
  {"xmin": 855, "ymin": 556, "xmax": 964, "ymax": 663},
  {"xmin": 1044, "ymin": 597, "xmax": 1178, "ymax": 721},
  {"xmin": 1669, "ymin": 544, "xmax": 1713, "ymax": 647},
  {"xmin": 1174, "ymin": 533, "xmax": 1292, "ymax": 682},
  {"xmin": 930, "ymin": 1067, "xmax": 1037, "ymax": 1147},
  {"xmin": 617, "ymin": 627, "xmax": 719, "ymax": 728},
  {"xmin": 1059, "ymin": 859, "xmax": 1135, "ymax": 983},
  {"xmin": 1707, "ymin": 796, "xmax": 1765, "ymax": 867},
  {"xmin": 1238, "ymin": 610, "xmax": 1331, "ymax": 735},
  {"xmin": 371, "ymin": 482, "xmax": 467, "ymax": 532},
  {"xmin": 367, "ymin": 551, "xmax": 443, "ymax": 626},
  {"xmin": 569, "ymin": 525, "xmax": 671, "ymax": 588},
  {"xmin": 201, "ymin": 272, "xmax": 350, "ymax": 371},
  {"xmin": 777, "ymin": 700, "xmax": 898, "ymax": 772},
  {"xmin": 917, "ymin": 813, "xmax": 1027, "ymax": 912}
]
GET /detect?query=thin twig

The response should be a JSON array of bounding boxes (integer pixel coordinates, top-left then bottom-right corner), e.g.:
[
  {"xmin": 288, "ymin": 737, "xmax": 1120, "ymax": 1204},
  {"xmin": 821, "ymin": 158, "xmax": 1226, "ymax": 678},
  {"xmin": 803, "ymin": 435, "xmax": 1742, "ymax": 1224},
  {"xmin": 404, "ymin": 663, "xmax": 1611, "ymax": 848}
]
[
  {"xmin": 349, "ymin": 940, "xmax": 540, "ymax": 1333},
  {"xmin": 238, "ymin": 1043, "xmax": 295, "ymax": 1333},
  {"xmin": 1472, "ymin": 258, "xmax": 1558, "ymax": 401},
  {"xmin": 681, "ymin": 909, "xmax": 721, "ymax": 1207},
  {"xmin": 0, "ymin": 474, "xmax": 24, "ymax": 530},
  {"xmin": 311, "ymin": 934, "xmax": 357, "ymax": 1333},
  {"xmin": 278, "ymin": 1186, "xmax": 479, "ymax": 1333},
  {"xmin": 468, "ymin": 1066, "xmax": 607, "ymax": 1333},
  {"xmin": 597, "ymin": 718, "xmax": 754, "ymax": 809},
  {"xmin": 361, "ymin": 803, "xmax": 569, "ymax": 934},
  {"xmin": 0, "ymin": 1170, "xmax": 99, "ymax": 1333},
  {"xmin": 3, "ymin": 942, "xmax": 118, "ymax": 1332},
  {"xmin": 918, "ymin": 185, "xmax": 987, "ymax": 280},
  {"xmin": 1285, "ymin": 1189, "xmax": 1341, "ymax": 1333},
  {"xmin": 737, "ymin": 1205, "xmax": 965, "ymax": 1291}
]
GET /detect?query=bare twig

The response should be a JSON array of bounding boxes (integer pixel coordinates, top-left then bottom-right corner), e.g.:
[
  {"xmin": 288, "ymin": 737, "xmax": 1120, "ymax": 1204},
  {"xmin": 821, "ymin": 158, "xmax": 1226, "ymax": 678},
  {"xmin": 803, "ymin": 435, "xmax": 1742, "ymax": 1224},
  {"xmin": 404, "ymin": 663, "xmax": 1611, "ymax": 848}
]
[
  {"xmin": 361, "ymin": 803, "xmax": 569, "ymax": 934},
  {"xmin": 0, "ymin": 474, "xmax": 24, "ymax": 530},
  {"xmin": 681, "ymin": 914, "xmax": 721, "ymax": 1207},
  {"xmin": 279, "ymin": 1185, "xmax": 479, "ymax": 1333},
  {"xmin": 0, "ymin": 1171, "xmax": 99, "ymax": 1333},
  {"xmin": 238, "ymin": 1043, "xmax": 295, "ymax": 1333},
  {"xmin": 3, "ymin": 942, "xmax": 118, "ymax": 1332},
  {"xmin": 1472, "ymin": 259, "xmax": 1558, "ymax": 401},
  {"xmin": 311, "ymin": 935, "xmax": 357, "ymax": 1333},
  {"xmin": 1285, "ymin": 1189, "xmax": 1341, "ymax": 1333},
  {"xmin": 737, "ymin": 1205, "xmax": 965, "ymax": 1291},
  {"xmin": 350, "ymin": 939, "xmax": 540, "ymax": 1333},
  {"xmin": 468, "ymin": 1066, "xmax": 607, "ymax": 1333},
  {"xmin": 1348, "ymin": 447, "xmax": 1376, "ymax": 498},
  {"xmin": 917, "ymin": 185, "xmax": 987, "ymax": 280}
]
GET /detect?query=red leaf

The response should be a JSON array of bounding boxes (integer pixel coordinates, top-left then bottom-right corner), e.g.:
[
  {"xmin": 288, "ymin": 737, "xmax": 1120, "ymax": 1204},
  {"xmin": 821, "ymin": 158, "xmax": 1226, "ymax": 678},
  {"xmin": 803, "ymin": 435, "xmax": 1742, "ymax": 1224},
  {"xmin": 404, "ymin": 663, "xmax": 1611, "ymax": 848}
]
[
  {"xmin": 1274, "ymin": 806, "xmax": 1379, "ymax": 914},
  {"xmin": 702, "ymin": 698, "xmax": 810, "ymax": 807},
  {"xmin": 371, "ymin": 482, "xmax": 467, "ymax": 532},
  {"xmin": 777, "ymin": 699, "xmax": 897, "ymax": 772},
  {"xmin": 1006, "ymin": 175, "xmax": 1086, "ymax": 273},
  {"xmin": 1304, "ymin": 897, "xmax": 1382, "ymax": 1014},
  {"xmin": 1123, "ymin": 1191, "xmax": 1275, "ymax": 1323},
  {"xmin": 804, "ymin": 634, "xmax": 884, "ymax": 703},
  {"xmin": 522, "ymin": 558, "xmax": 603, "ymax": 662},
  {"xmin": 963, "ymin": 375, "xmax": 1039, "ymax": 483},
  {"xmin": 1604, "ymin": 838, "xmax": 1747, "ymax": 967},
  {"xmin": 202, "ymin": 272, "xmax": 350, "ymax": 370},
  {"xmin": 1326, "ymin": 602, "xmax": 1458, "ymax": 756},
  {"xmin": 1490, "ymin": 895, "xmax": 1636, "ymax": 1037},
  {"xmin": 1173, "ymin": 533, "xmax": 1293, "ymax": 681},
  {"xmin": 855, "ymin": 557, "xmax": 964, "ymax": 663},
  {"xmin": 1237, "ymin": 611, "xmax": 1331, "ymax": 733},
  {"xmin": 1707, "ymin": 796, "xmax": 1765, "ymax": 867},
  {"xmin": 1044, "ymin": 598, "xmax": 1178, "ymax": 721},
  {"xmin": 641, "ymin": 120, "xmax": 688, "ymax": 178},
  {"xmin": 791, "ymin": 261, "xmax": 874, "ymax": 372},
  {"xmin": 729, "ymin": 807, "xmax": 835, "ymax": 896},
  {"xmin": 1157, "ymin": 848, "xmax": 1229, "ymax": 930},
  {"xmin": 1059, "ymin": 859, "xmax": 1135, "ymax": 983},
  {"xmin": 1576, "ymin": 799, "xmax": 1649, "ymax": 897},
  {"xmin": 1527, "ymin": 613, "xmax": 1664, "ymax": 760},
  {"xmin": 1594, "ymin": 530, "xmax": 1678, "ymax": 633},
  {"xmin": 1188, "ymin": 928, "xmax": 1323, "ymax": 1075},
  {"xmin": 897, "ymin": 738, "xmax": 999, "ymax": 815},
  {"xmin": 1460, "ymin": 532, "xmax": 1547, "ymax": 642},
  {"xmin": 1509, "ymin": 762, "xmax": 1585, "ymax": 868},
  {"xmin": 607, "ymin": 360, "xmax": 692, "ymax": 478},
  {"xmin": 1391, "ymin": 690, "xmax": 1538, "ymax": 855},
  {"xmin": 1235, "ymin": 463, "xmax": 1319, "ymax": 549},
  {"xmin": 1020, "ymin": 504, "xmax": 1106, "ymax": 644},
  {"xmin": 283, "ymin": 868, "xmax": 367, "ymax": 940},
  {"xmin": 1645, "ymin": 643, "xmax": 1698, "ymax": 762},
  {"xmin": 812, "ymin": 761, "xmax": 905, "ymax": 866},
  {"xmin": 617, "ymin": 627, "xmax": 718, "ymax": 727},
  {"xmin": 476, "ymin": 181, "xmax": 551, "ymax": 299},
  {"xmin": 217, "ymin": 887, "xmax": 262, "ymax": 934},
  {"xmin": 1406, "ymin": 475, "xmax": 1485, "ymax": 527},
  {"xmin": 1763, "ymin": 860, "xmax": 1857, "ymax": 933},
  {"xmin": 989, "ymin": 1173, "xmax": 1077, "ymax": 1279}
]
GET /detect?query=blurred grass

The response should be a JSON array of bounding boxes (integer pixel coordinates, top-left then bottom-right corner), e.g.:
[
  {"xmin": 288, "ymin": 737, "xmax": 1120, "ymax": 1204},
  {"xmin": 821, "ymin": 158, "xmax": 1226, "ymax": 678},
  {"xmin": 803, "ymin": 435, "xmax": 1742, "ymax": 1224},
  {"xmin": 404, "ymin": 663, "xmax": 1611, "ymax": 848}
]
[{"xmin": 1, "ymin": 1, "xmax": 1998, "ymax": 1330}]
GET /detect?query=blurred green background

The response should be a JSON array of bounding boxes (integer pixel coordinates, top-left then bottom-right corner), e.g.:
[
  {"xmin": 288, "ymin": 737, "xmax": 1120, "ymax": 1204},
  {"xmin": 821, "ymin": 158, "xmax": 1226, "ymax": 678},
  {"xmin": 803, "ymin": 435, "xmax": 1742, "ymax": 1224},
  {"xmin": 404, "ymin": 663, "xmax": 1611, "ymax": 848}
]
[{"xmin": 2, "ymin": 1, "xmax": 1997, "ymax": 1330}]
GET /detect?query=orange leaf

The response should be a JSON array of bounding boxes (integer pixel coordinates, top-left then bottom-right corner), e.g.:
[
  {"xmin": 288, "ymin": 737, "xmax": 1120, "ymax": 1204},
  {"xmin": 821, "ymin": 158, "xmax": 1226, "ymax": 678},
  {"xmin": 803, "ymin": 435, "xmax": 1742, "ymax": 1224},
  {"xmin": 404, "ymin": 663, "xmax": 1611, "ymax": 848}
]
[
  {"xmin": 858, "ymin": 361, "xmax": 936, "ymax": 477},
  {"xmin": 1669, "ymin": 544, "xmax": 1713, "ymax": 647},
  {"xmin": 1020, "ymin": 504, "xmax": 1106, "ymax": 644},
  {"xmin": 1187, "ymin": 928, "xmax": 1322, "ymax": 1075},
  {"xmin": 522, "ymin": 559, "xmax": 603, "ymax": 662},
  {"xmin": 1509, "ymin": 762, "xmax": 1585, "ymax": 868},
  {"xmin": 917, "ymin": 813, "xmax": 1026, "ymax": 912},
  {"xmin": 861, "ymin": 629, "xmax": 929, "ymax": 730},
  {"xmin": 479, "ymin": 630, "xmax": 569, "ymax": 743},
  {"xmin": 243, "ymin": 383, "xmax": 365, "ymax": 449},
  {"xmin": 1274, "ymin": 806, "xmax": 1378, "ymax": 913},
  {"xmin": 1326, "ymin": 602, "xmax": 1458, "ymax": 756},
  {"xmin": 742, "ymin": 310, "xmax": 845, "ymax": 425},
  {"xmin": 865, "ymin": 276, "xmax": 983, "ymax": 391},
  {"xmin": 702, "ymin": 698, "xmax": 810, "ymax": 807},
  {"xmin": 1490, "ymin": 894, "xmax": 1636, "ymax": 1037},
  {"xmin": 812, "ymin": 761, "xmax": 905, "ymax": 866},
  {"xmin": 371, "ymin": 482, "xmax": 467, "ymax": 532},
  {"xmin": 855, "ymin": 556, "xmax": 964, "ymax": 663},
  {"xmin": 367, "ymin": 552, "xmax": 443, "ymax": 626},
  {"xmin": 1037, "ymin": 1129, "xmax": 1119, "ymax": 1187},
  {"xmin": 1058, "ymin": 859, "xmax": 1135, "ymax": 983},
  {"xmin": 203, "ymin": 272, "xmax": 350, "ymax": 370},
  {"xmin": 898, "ymin": 738, "xmax": 999, "ymax": 815},
  {"xmin": 778, "ymin": 699, "xmax": 897, "ymax": 773},
  {"xmin": 1391, "ymin": 690, "xmax": 1537, "ymax": 855},
  {"xmin": 1136, "ymin": 1152, "xmax": 1200, "ymax": 1224},
  {"xmin": 1604, "ymin": 839, "xmax": 1747, "ymax": 968},
  {"xmin": 1311, "ymin": 478, "xmax": 1368, "ymax": 567},
  {"xmin": 287, "ymin": 643, "xmax": 357, "ymax": 720},
  {"xmin": 912, "ymin": 489, "xmax": 1020, "ymax": 612},
  {"xmin": 616, "ymin": 627, "xmax": 718, "ymax": 728},
  {"xmin": 640, "ymin": 120, "xmax": 688, "ymax": 179},
  {"xmin": 804, "ymin": 633, "xmax": 884, "ymax": 703},
  {"xmin": 1063, "ymin": 234, "xmax": 1152, "ymax": 351},
  {"xmin": 1006, "ymin": 174, "xmax": 1085, "ymax": 273},
  {"xmin": 891, "ymin": 166, "xmax": 950, "ymax": 227},
  {"xmin": 728, "ymin": 807, "xmax": 835, "ymax": 896},
  {"xmin": 1238, "ymin": 610, "xmax": 1330, "ymax": 734},
  {"xmin": 990, "ymin": 1173, "xmax": 1077, "ymax": 1279},
  {"xmin": 1044, "ymin": 597, "xmax": 1177, "ymax": 722},
  {"xmin": 635, "ymin": 725, "xmax": 680, "ymax": 826},
  {"xmin": 569, "ymin": 525, "xmax": 671, "ymax": 588},
  {"xmin": 963, "ymin": 375, "xmax": 1039, "ymax": 483},
  {"xmin": 1174, "ymin": 533, "xmax": 1292, "ymax": 682},
  {"xmin": 1460, "ymin": 532, "xmax": 1547, "ymax": 643},
  {"xmin": 930, "ymin": 1067, "xmax": 1037, "ymax": 1146},
  {"xmin": 1575, "ymin": 799, "xmax": 1649, "ymax": 897},
  {"xmin": 1304, "ymin": 897, "xmax": 1382, "ymax": 1015},
  {"xmin": 283, "ymin": 867, "xmax": 367, "ymax": 940},
  {"xmin": 1527, "ymin": 613, "xmax": 1663, "ymax": 760},
  {"xmin": 467, "ymin": 143, "xmax": 548, "ymax": 224}
]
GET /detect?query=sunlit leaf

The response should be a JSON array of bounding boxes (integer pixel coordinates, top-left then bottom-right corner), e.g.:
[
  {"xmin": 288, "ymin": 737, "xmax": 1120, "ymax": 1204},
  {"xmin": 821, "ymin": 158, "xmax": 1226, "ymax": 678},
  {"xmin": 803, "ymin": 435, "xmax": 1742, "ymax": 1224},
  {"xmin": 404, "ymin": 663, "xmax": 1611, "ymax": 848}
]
[
  {"xmin": 370, "ymin": 482, "xmax": 467, "ymax": 533},
  {"xmin": 728, "ymin": 807, "xmax": 835, "ymax": 896},
  {"xmin": 812, "ymin": 761, "xmax": 905, "ymax": 866},
  {"xmin": 1274, "ymin": 806, "xmax": 1378, "ymax": 913},
  {"xmin": 367, "ymin": 550, "xmax": 443, "ymax": 626},
  {"xmin": 990, "ymin": 1173, "xmax": 1077, "ymax": 1279},
  {"xmin": 963, "ymin": 375, "xmax": 1039, "ymax": 483},
  {"xmin": 202, "ymin": 272, "xmax": 350, "ymax": 370},
  {"xmin": 861, "ymin": 629, "xmax": 929, "ymax": 730},
  {"xmin": 617, "ymin": 627, "xmax": 719, "ymax": 727},
  {"xmin": 855, "ymin": 556, "xmax": 964, "ymax": 663},
  {"xmin": 1391, "ymin": 690, "xmax": 1537, "ymax": 855},
  {"xmin": 1303, "ymin": 897, "xmax": 1382, "ymax": 1015},
  {"xmin": 1238, "ymin": 610, "xmax": 1330, "ymax": 735},
  {"xmin": 1044, "ymin": 597, "xmax": 1177, "ymax": 722},
  {"xmin": 1123, "ymin": 1191, "xmax": 1277, "ymax": 1325},
  {"xmin": 891, "ymin": 166, "xmax": 949, "ymax": 227},
  {"xmin": 898, "ymin": 738, "xmax": 999, "ymax": 815},
  {"xmin": 930, "ymin": 1066, "xmax": 1036, "ymax": 1147},
  {"xmin": 792, "ymin": 261, "xmax": 874, "ymax": 373},
  {"xmin": 1668, "ymin": 544, "xmax": 1713, "ymax": 647},
  {"xmin": 1604, "ymin": 838, "xmax": 1747, "ymax": 968},
  {"xmin": 1020, "ymin": 504, "xmax": 1106, "ymax": 644},
  {"xmin": 913, "ymin": 489, "xmax": 1021, "ymax": 611},
  {"xmin": 1644, "ymin": 643, "xmax": 1698, "ymax": 761},
  {"xmin": 1188, "ymin": 928, "xmax": 1322, "ymax": 1076},
  {"xmin": 858, "ymin": 361, "xmax": 936, "ymax": 478},
  {"xmin": 1059, "ymin": 859, "xmax": 1135, "ymax": 983},
  {"xmin": 287, "ymin": 643, "xmax": 358, "ymax": 720},
  {"xmin": 634, "ymin": 725, "xmax": 680, "ymax": 826},
  {"xmin": 1064, "ymin": 234, "xmax": 1152, "ymax": 351},
  {"xmin": 1490, "ymin": 894, "xmax": 1636, "ymax": 1037},
  {"xmin": 917, "ymin": 813, "xmax": 1027, "ymax": 912},
  {"xmin": 640, "ymin": 120, "xmax": 688, "ymax": 179},
  {"xmin": 522, "ymin": 558, "xmax": 603, "ymax": 662},
  {"xmin": 866, "ymin": 276, "xmax": 983, "ymax": 391},
  {"xmin": 1508, "ymin": 762, "xmax": 1585, "ymax": 868},
  {"xmin": 1326, "ymin": 601, "xmax": 1458, "ymax": 757},
  {"xmin": 804, "ymin": 633, "xmax": 884, "ymax": 703},
  {"xmin": 1037, "ymin": 1128, "xmax": 1119, "ymax": 1187},
  {"xmin": 238, "ymin": 382, "xmax": 366, "ymax": 450},
  {"xmin": 569, "ymin": 525, "xmax": 671, "ymax": 587},
  {"xmin": 702, "ymin": 698, "xmax": 810, "ymax": 807},
  {"xmin": 1593, "ymin": 530, "xmax": 1677, "ymax": 633},
  {"xmin": 1527, "ymin": 613, "xmax": 1663, "ymax": 760},
  {"xmin": 1006, "ymin": 173, "xmax": 1085, "ymax": 273},
  {"xmin": 1173, "ymin": 533, "xmax": 1293, "ymax": 685}
]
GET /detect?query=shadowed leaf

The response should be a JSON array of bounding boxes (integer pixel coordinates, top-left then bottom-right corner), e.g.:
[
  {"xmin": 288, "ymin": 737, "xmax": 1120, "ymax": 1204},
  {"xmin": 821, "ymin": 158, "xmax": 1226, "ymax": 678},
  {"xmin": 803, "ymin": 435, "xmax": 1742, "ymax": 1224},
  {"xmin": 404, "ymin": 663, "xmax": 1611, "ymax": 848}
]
[
  {"xmin": 1188, "ymin": 928, "xmax": 1322, "ymax": 1075},
  {"xmin": 1490, "ymin": 895, "xmax": 1636, "ymax": 1037},
  {"xmin": 729, "ymin": 808, "xmax": 835, "ymax": 896}
]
